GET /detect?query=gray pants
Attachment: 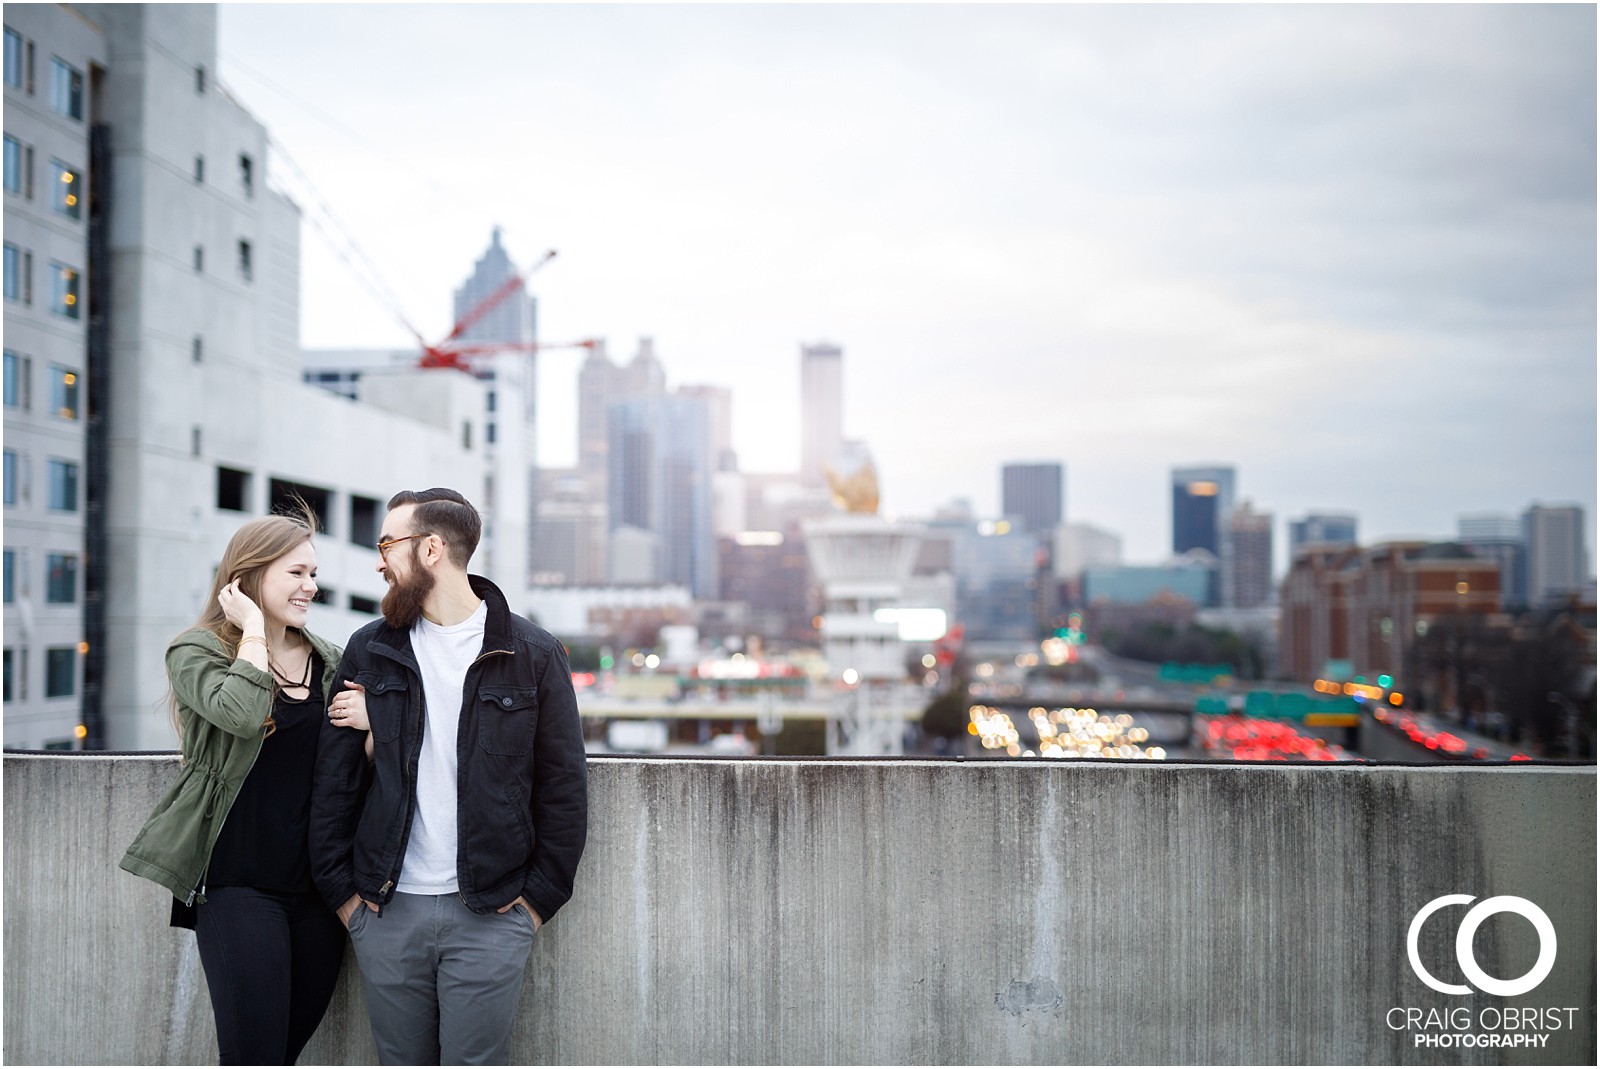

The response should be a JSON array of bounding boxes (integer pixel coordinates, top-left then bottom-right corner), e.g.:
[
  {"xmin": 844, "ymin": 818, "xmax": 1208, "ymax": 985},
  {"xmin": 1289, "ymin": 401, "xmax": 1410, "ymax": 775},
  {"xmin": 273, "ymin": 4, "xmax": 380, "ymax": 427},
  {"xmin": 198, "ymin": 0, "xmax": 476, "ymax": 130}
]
[{"xmin": 347, "ymin": 891, "xmax": 538, "ymax": 1065}]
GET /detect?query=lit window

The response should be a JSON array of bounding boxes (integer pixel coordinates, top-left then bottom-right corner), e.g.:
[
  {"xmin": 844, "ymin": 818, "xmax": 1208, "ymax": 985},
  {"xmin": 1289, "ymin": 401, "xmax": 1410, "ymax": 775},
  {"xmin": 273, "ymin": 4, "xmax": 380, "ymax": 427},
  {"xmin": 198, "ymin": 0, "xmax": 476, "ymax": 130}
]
[
  {"xmin": 45, "ymin": 552, "xmax": 76, "ymax": 603},
  {"xmin": 3, "ymin": 28, "xmax": 20, "ymax": 89},
  {"xmin": 3, "ymin": 135, "xmax": 18, "ymax": 193},
  {"xmin": 49, "ymin": 262, "xmax": 80, "ymax": 318},
  {"xmin": 49, "ymin": 365, "xmax": 79, "ymax": 420},
  {"xmin": 47, "ymin": 458, "xmax": 77, "ymax": 511},
  {"xmin": 49, "ymin": 57, "xmax": 82, "ymax": 120},
  {"xmin": 50, "ymin": 160, "xmax": 79, "ymax": 219},
  {"xmin": 45, "ymin": 646, "xmax": 75, "ymax": 698}
]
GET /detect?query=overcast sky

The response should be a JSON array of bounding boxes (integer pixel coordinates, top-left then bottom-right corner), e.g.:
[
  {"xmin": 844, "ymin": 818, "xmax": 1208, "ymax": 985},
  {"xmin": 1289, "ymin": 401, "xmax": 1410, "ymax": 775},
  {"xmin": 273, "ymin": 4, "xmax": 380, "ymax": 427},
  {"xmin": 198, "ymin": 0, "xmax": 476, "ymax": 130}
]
[{"xmin": 218, "ymin": 3, "xmax": 1596, "ymax": 568}]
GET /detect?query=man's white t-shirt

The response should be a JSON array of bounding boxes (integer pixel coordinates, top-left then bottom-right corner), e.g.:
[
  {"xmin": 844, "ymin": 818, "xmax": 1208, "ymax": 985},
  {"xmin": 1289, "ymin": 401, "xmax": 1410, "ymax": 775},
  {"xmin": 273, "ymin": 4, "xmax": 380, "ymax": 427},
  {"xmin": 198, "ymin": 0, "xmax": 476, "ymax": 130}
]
[{"xmin": 395, "ymin": 599, "xmax": 488, "ymax": 895}]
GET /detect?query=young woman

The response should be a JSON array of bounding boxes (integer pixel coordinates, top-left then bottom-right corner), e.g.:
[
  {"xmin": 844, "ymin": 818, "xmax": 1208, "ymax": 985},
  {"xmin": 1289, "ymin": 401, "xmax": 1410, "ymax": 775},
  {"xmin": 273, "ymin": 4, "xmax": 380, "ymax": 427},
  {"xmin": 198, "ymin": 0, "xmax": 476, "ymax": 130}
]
[{"xmin": 121, "ymin": 508, "xmax": 367, "ymax": 1065}]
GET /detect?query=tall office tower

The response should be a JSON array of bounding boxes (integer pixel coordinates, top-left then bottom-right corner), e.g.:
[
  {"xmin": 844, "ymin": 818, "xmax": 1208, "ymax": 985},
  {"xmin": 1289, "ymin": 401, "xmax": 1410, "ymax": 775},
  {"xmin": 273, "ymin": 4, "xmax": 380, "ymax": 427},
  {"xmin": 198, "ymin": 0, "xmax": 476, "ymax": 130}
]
[
  {"xmin": 1171, "ymin": 465, "xmax": 1236, "ymax": 606},
  {"xmin": 2, "ymin": 6, "xmax": 105, "ymax": 748},
  {"xmin": 1288, "ymin": 512, "xmax": 1358, "ymax": 550},
  {"xmin": 800, "ymin": 341, "xmax": 843, "ymax": 487},
  {"xmin": 1001, "ymin": 462, "xmax": 1064, "ymax": 535},
  {"xmin": 1458, "ymin": 513, "xmax": 1520, "ymax": 543},
  {"xmin": 1522, "ymin": 503, "xmax": 1588, "ymax": 604},
  {"xmin": 679, "ymin": 383, "xmax": 736, "ymax": 472},
  {"xmin": 450, "ymin": 228, "xmax": 539, "ymax": 590},
  {"xmin": 1458, "ymin": 513, "xmax": 1527, "ymax": 610},
  {"xmin": 577, "ymin": 337, "xmax": 666, "ymax": 497},
  {"xmin": 608, "ymin": 391, "xmax": 717, "ymax": 599},
  {"xmin": 1228, "ymin": 501, "xmax": 1274, "ymax": 608},
  {"xmin": 3, "ymin": 5, "xmax": 492, "ymax": 750},
  {"xmin": 1052, "ymin": 522, "xmax": 1123, "ymax": 580}
]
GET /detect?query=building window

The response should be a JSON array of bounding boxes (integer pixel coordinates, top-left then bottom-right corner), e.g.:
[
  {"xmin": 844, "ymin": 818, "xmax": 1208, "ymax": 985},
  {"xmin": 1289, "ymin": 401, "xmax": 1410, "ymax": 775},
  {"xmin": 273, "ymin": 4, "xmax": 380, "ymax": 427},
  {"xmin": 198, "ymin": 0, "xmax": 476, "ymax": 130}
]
[
  {"xmin": 350, "ymin": 495, "xmax": 379, "ymax": 547},
  {"xmin": 49, "ymin": 365, "xmax": 79, "ymax": 420},
  {"xmin": 50, "ymin": 159, "xmax": 80, "ymax": 218},
  {"xmin": 193, "ymin": 245, "xmax": 204, "ymax": 273},
  {"xmin": 239, "ymin": 154, "xmax": 253, "ymax": 197},
  {"xmin": 268, "ymin": 478, "xmax": 329, "ymax": 528},
  {"xmin": 486, "ymin": 422, "xmax": 496, "ymax": 445},
  {"xmin": 3, "ymin": 27, "xmax": 21, "ymax": 89},
  {"xmin": 45, "ymin": 646, "xmax": 75, "ymax": 698},
  {"xmin": 49, "ymin": 262, "xmax": 80, "ymax": 319},
  {"xmin": 2, "ymin": 450, "xmax": 15, "ymax": 505},
  {"xmin": 2, "ymin": 648, "xmax": 12, "ymax": 701},
  {"xmin": 462, "ymin": 420, "xmax": 472, "ymax": 450},
  {"xmin": 348, "ymin": 594, "xmax": 379, "ymax": 616},
  {"xmin": 216, "ymin": 466, "xmax": 250, "ymax": 511},
  {"xmin": 3, "ymin": 242, "xmax": 16, "ymax": 300},
  {"xmin": 49, "ymin": 57, "xmax": 82, "ymax": 120},
  {"xmin": 193, "ymin": 335, "xmax": 203, "ymax": 363},
  {"xmin": 3, "ymin": 549, "xmax": 12, "ymax": 603},
  {"xmin": 194, "ymin": 154, "xmax": 204, "ymax": 183},
  {"xmin": 3, "ymin": 350, "xmax": 16, "ymax": 407},
  {"xmin": 3, "ymin": 135, "xmax": 18, "ymax": 193},
  {"xmin": 47, "ymin": 459, "xmax": 77, "ymax": 511},
  {"xmin": 45, "ymin": 552, "xmax": 76, "ymax": 603},
  {"xmin": 191, "ymin": 425, "xmax": 201, "ymax": 456},
  {"xmin": 195, "ymin": 64, "xmax": 206, "ymax": 95},
  {"xmin": 237, "ymin": 239, "xmax": 252, "ymax": 281}
]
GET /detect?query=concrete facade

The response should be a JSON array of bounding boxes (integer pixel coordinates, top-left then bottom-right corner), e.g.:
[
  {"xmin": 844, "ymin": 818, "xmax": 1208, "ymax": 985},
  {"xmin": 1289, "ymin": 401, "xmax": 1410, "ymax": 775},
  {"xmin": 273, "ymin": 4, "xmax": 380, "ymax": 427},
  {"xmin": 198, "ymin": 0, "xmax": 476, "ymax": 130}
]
[
  {"xmin": 2, "ymin": 3, "xmax": 107, "ymax": 747},
  {"xmin": 6, "ymin": 754, "xmax": 1592, "ymax": 1065}
]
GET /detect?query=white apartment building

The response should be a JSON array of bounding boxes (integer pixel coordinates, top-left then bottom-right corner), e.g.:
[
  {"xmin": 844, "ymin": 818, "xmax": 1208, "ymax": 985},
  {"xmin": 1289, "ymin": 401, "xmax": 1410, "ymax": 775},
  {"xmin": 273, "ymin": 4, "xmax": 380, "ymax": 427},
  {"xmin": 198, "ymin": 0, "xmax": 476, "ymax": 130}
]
[
  {"xmin": 4, "ymin": 5, "xmax": 490, "ymax": 750},
  {"xmin": 3, "ymin": 5, "xmax": 105, "ymax": 747}
]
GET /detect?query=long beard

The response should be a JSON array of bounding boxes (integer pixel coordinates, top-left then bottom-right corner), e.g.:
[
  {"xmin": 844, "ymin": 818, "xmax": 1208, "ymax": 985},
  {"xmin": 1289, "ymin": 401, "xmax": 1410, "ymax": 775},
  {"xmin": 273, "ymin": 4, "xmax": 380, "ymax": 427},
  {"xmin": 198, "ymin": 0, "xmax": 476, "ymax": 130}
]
[{"xmin": 381, "ymin": 556, "xmax": 436, "ymax": 630}]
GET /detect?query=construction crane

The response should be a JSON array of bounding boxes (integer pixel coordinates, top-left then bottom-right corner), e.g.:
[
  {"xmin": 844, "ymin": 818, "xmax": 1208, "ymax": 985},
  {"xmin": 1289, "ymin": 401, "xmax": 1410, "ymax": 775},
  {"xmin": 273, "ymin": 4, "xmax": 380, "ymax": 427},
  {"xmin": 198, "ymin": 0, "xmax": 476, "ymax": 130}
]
[{"xmin": 412, "ymin": 248, "xmax": 599, "ymax": 372}]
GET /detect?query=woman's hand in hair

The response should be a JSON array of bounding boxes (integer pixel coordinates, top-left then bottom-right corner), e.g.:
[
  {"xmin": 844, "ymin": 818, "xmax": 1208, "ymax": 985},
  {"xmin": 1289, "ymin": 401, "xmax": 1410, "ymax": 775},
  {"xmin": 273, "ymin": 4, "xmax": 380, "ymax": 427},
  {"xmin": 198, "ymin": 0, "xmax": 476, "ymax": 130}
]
[{"xmin": 217, "ymin": 578, "xmax": 266, "ymax": 637}]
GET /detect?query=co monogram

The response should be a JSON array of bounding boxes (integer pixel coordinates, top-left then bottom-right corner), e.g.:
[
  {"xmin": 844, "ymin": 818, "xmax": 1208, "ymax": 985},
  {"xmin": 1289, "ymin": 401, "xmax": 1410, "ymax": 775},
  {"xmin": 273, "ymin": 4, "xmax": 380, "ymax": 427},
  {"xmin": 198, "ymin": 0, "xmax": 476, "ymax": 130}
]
[{"xmin": 1406, "ymin": 895, "xmax": 1557, "ymax": 997}]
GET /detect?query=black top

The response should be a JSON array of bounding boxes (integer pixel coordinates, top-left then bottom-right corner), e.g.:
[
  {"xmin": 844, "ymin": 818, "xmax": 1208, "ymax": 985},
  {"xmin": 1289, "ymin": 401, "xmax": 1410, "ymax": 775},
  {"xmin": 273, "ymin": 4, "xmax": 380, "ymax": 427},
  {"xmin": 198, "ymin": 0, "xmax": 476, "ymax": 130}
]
[{"xmin": 205, "ymin": 651, "xmax": 325, "ymax": 894}]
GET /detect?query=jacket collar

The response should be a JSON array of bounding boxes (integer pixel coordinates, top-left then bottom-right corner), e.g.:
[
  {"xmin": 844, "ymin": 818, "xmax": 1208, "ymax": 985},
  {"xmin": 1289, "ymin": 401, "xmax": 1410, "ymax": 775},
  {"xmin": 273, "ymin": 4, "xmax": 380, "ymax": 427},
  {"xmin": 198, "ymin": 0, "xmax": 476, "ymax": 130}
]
[{"xmin": 368, "ymin": 573, "xmax": 515, "ymax": 670}]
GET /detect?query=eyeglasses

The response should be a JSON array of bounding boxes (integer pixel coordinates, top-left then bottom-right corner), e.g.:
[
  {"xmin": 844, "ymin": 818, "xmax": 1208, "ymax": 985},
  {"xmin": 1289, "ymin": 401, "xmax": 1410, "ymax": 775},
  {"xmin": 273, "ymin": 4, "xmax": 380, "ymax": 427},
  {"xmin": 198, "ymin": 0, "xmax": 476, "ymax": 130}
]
[{"xmin": 376, "ymin": 533, "xmax": 428, "ymax": 561}]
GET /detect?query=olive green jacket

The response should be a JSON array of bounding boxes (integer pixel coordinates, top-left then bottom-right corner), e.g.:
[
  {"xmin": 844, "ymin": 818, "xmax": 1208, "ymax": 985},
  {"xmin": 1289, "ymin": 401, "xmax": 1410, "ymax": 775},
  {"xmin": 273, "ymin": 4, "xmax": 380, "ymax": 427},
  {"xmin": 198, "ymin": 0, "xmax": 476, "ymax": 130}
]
[{"xmin": 119, "ymin": 626, "xmax": 344, "ymax": 904}]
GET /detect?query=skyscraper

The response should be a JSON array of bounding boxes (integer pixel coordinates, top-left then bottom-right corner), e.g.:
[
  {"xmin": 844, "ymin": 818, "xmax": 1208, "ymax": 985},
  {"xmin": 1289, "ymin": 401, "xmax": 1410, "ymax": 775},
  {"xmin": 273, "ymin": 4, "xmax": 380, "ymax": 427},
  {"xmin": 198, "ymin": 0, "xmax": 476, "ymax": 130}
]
[
  {"xmin": 800, "ymin": 342, "xmax": 842, "ymax": 487},
  {"xmin": 1001, "ymin": 462, "xmax": 1064, "ymax": 535},
  {"xmin": 1288, "ymin": 513, "xmax": 1358, "ymax": 550},
  {"xmin": 1458, "ymin": 512, "xmax": 1526, "ymax": 610},
  {"xmin": 1171, "ymin": 465, "xmax": 1236, "ymax": 606},
  {"xmin": 450, "ymin": 228, "xmax": 539, "ymax": 590},
  {"xmin": 608, "ymin": 392, "xmax": 717, "ymax": 599},
  {"xmin": 1228, "ymin": 502, "xmax": 1274, "ymax": 608},
  {"xmin": 1522, "ymin": 503, "xmax": 1588, "ymax": 604}
]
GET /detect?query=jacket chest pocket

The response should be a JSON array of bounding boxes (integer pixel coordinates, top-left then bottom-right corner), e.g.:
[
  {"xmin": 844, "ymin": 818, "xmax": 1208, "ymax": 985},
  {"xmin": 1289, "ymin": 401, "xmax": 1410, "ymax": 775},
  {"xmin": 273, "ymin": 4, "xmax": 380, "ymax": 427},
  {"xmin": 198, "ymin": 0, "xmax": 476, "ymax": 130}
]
[
  {"xmin": 477, "ymin": 685, "xmax": 537, "ymax": 755},
  {"xmin": 357, "ymin": 673, "xmax": 409, "ymax": 743}
]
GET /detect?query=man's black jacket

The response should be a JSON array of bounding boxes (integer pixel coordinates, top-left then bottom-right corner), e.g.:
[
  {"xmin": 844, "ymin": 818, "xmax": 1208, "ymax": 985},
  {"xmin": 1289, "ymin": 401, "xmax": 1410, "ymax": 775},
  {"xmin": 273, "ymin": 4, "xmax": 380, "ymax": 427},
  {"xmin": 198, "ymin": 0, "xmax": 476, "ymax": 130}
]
[{"xmin": 310, "ymin": 574, "xmax": 588, "ymax": 922}]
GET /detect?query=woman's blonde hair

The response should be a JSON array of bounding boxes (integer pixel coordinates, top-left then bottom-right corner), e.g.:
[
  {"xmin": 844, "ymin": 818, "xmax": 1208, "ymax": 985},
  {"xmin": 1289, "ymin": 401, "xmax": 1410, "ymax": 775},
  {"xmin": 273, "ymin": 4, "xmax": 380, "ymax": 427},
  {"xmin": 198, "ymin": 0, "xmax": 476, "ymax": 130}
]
[{"xmin": 169, "ymin": 500, "xmax": 321, "ymax": 746}]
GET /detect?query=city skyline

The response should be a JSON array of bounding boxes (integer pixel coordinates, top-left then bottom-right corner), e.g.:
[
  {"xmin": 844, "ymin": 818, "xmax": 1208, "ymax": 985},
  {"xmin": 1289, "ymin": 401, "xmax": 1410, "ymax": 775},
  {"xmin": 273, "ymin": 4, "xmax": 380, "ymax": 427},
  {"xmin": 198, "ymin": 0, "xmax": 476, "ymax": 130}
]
[{"xmin": 217, "ymin": 4, "xmax": 1596, "ymax": 565}]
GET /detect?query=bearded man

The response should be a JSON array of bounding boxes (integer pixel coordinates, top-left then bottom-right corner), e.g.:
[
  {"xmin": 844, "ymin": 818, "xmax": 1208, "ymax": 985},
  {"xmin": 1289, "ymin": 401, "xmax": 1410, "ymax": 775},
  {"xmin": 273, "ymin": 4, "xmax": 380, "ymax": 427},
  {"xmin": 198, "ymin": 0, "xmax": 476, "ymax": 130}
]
[{"xmin": 310, "ymin": 488, "xmax": 588, "ymax": 1065}]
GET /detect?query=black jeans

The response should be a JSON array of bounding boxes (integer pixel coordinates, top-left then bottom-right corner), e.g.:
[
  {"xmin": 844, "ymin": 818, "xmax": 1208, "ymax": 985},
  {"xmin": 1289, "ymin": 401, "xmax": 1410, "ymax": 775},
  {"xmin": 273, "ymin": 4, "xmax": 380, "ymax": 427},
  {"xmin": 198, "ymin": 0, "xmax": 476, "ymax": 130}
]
[{"xmin": 193, "ymin": 886, "xmax": 346, "ymax": 1065}]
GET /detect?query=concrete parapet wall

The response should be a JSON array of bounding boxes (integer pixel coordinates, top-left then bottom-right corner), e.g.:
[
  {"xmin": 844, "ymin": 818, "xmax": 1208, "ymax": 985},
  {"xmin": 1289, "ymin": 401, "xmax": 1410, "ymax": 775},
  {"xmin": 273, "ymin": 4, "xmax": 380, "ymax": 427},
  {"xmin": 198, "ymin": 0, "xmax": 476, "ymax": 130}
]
[{"xmin": 4, "ymin": 754, "xmax": 1595, "ymax": 1065}]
